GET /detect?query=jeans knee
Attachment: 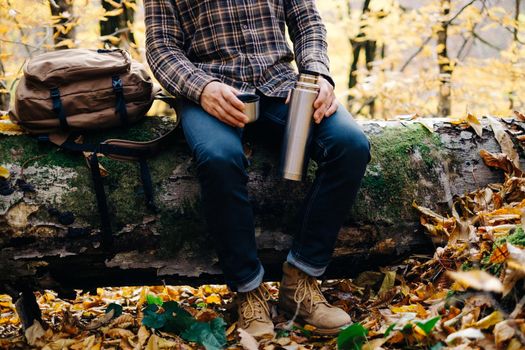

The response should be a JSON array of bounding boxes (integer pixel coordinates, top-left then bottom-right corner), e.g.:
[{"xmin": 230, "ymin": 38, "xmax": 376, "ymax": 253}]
[
  {"xmin": 332, "ymin": 126, "xmax": 371, "ymax": 169},
  {"xmin": 195, "ymin": 144, "xmax": 247, "ymax": 182}
]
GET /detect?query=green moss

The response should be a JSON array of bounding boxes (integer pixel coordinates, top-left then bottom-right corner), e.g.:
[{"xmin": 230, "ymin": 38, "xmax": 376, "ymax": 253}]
[
  {"xmin": 495, "ymin": 226, "xmax": 525, "ymax": 247},
  {"xmin": 14, "ymin": 117, "xmax": 180, "ymax": 226},
  {"xmin": 0, "ymin": 117, "xmax": 177, "ymax": 169},
  {"xmin": 0, "ymin": 135, "xmax": 83, "ymax": 168},
  {"xmin": 351, "ymin": 124, "xmax": 444, "ymax": 223}
]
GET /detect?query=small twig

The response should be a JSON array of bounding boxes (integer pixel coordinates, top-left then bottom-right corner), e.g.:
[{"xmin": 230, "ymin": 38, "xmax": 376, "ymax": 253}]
[
  {"xmin": 0, "ymin": 38, "xmax": 39, "ymax": 50},
  {"xmin": 472, "ymin": 31, "xmax": 504, "ymax": 51},
  {"xmin": 400, "ymin": 0, "xmax": 479, "ymax": 72},
  {"xmin": 510, "ymin": 294, "xmax": 525, "ymax": 319}
]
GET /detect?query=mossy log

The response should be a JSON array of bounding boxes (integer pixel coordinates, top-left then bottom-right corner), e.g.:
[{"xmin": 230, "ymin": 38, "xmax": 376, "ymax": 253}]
[{"xmin": 0, "ymin": 116, "xmax": 520, "ymax": 294}]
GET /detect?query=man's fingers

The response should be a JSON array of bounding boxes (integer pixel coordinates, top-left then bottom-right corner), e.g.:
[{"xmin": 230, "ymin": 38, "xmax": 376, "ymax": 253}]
[
  {"xmin": 220, "ymin": 98, "xmax": 249, "ymax": 124},
  {"xmin": 223, "ymin": 89, "xmax": 245, "ymax": 111},
  {"xmin": 314, "ymin": 104, "xmax": 327, "ymax": 124},
  {"xmin": 325, "ymin": 99, "xmax": 338, "ymax": 117},
  {"xmin": 214, "ymin": 106, "xmax": 244, "ymax": 128},
  {"xmin": 314, "ymin": 87, "xmax": 329, "ymax": 109}
]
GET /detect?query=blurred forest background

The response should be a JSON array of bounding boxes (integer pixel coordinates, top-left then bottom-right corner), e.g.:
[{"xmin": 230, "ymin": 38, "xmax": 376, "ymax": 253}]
[{"xmin": 0, "ymin": 0, "xmax": 524, "ymax": 120}]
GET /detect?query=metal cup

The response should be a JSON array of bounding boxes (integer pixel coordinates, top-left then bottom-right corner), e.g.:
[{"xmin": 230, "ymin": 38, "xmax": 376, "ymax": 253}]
[{"xmin": 237, "ymin": 93, "xmax": 260, "ymax": 123}]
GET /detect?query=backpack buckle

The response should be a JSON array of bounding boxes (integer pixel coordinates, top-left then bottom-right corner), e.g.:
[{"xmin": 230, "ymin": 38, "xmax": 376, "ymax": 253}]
[{"xmin": 112, "ymin": 76, "xmax": 123, "ymax": 92}]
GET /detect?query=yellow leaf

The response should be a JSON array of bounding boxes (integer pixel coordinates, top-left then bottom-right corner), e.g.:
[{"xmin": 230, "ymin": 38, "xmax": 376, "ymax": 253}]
[
  {"xmin": 205, "ymin": 294, "xmax": 221, "ymax": 305},
  {"xmin": 447, "ymin": 270, "xmax": 503, "ymax": 293},
  {"xmin": 467, "ymin": 113, "xmax": 483, "ymax": 137},
  {"xmin": 100, "ymin": 35, "xmax": 121, "ymax": 45},
  {"xmin": 473, "ymin": 311, "xmax": 504, "ymax": 329},
  {"xmin": 0, "ymin": 119, "xmax": 26, "ymax": 136},
  {"xmin": 0, "ymin": 166, "xmax": 9, "ymax": 179},
  {"xmin": 104, "ymin": 8, "xmax": 124, "ymax": 17},
  {"xmin": 55, "ymin": 38, "xmax": 75, "ymax": 48}
]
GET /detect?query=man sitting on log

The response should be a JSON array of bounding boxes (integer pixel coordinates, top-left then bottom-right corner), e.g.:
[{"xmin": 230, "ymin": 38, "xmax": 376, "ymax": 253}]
[{"xmin": 144, "ymin": 0, "xmax": 371, "ymax": 338}]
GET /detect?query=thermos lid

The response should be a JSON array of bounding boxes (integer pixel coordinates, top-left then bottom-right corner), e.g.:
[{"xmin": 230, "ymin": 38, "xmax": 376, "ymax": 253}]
[
  {"xmin": 298, "ymin": 73, "xmax": 319, "ymax": 84},
  {"xmin": 295, "ymin": 81, "xmax": 320, "ymax": 92}
]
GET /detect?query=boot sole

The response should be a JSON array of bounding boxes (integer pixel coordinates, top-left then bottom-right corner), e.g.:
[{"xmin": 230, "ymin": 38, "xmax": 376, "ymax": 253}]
[{"xmin": 279, "ymin": 308, "xmax": 351, "ymax": 336}]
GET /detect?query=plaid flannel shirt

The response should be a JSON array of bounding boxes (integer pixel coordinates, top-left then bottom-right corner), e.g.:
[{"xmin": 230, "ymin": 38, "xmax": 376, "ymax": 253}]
[{"xmin": 144, "ymin": 0, "xmax": 333, "ymax": 104}]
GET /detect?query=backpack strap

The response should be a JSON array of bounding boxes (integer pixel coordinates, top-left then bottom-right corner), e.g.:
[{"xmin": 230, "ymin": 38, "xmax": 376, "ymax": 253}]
[
  {"xmin": 43, "ymin": 94, "xmax": 177, "ymax": 246},
  {"xmin": 88, "ymin": 151, "xmax": 113, "ymax": 246},
  {"xmin": 111, "ymin": 75, "xmax": 128, "ymax": 126},
  {"xmin": 50, "ymin": 88, "xmax": 69, "ymax": 130}
]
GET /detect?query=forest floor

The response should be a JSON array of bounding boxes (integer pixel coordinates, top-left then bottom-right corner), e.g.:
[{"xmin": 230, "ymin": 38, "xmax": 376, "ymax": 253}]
[{"xmin": 1, "ymin": 118, "xmax": 525, "ymax": 349}]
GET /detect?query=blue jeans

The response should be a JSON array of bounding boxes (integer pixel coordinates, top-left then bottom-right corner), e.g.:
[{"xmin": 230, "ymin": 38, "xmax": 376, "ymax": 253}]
[{"xmin": 176, "ymin": 94, "xmax": 370, "ymax": 292}]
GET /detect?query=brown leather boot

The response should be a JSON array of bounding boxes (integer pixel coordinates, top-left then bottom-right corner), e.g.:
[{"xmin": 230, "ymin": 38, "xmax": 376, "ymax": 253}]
[
  {"xmin": 279, "ymin": 262, "xmax": 352, "ymax": 335},
  {"xmin": 236, "ymin": 284, "xmax": 275, "ymax": 339}
]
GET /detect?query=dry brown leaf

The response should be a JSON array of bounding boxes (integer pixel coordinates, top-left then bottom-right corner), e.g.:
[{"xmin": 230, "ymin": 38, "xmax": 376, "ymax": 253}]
[
  {"xmin": 488, "ymin": 116, "xmax": 520, "ymax": 169},
  {"xmin": 238, "ymin": 328, "xmax": 259, "ymax": 350},
  {"xmin": 84, "ymin": 308, "xmax": 115, "ymax": 330},
  {"xmin": 362, "ymin": 338, "xmax": 387, "ymax": 350},
  {"xmin": 494, "ymin": 320, "xmax": 516, "ymax": 347},
  {"xmin": 447, "ymin": 270, "xmax": 503, "ymax": 293},
  {"xmin": 479, "ymin": 150, "xmax": 523, "ymax": 176},
  {"xmin": 106, "ymin": 327, "xmax": 135, "ymax": 339},
  {"xmin": 489, "ymin": 243, "xmax": 509, "ymax": 264},
  {"xmin": 145, "ymin": 334, "xmax": 180, "ymax": 350},
  {"xmin": 41, "ymin": 338, "xmax": 77, "ymax": 350},
  {"xmin": 5, "ymin": 202, "xmax": 39, "ymax": 229},
  {"xmin": 24, "ymin": 320, "xmax": 46, "ymax": 346},
  {"xmin": 503, "ymin": 243, "xmax": 525, "ymax": 295},
  {"xmin": 135, "ymin": 325, "xmax": 150, "ymax": 349},
  {"xmin": 514, "ymin": 110, "xmax": 525, "ymax": 121},
  {"xmin": 110, "ymin": 314, "xmax": 134, "ymax": 328}
]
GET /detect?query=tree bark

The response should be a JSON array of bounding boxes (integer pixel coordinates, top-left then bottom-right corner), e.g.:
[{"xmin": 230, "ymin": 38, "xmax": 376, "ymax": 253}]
[
  {"xmin": 0, "ymin": 117, "xmax": 521, "ymax": 294},
  {"xmin": 437, "ymin": 0, "xmax": 452, "ymax": 117},
  {"xmin": 100, "ymin": 0, "xmax": 136, "ymax": 50},
  {"xmin": 347, "ymin": 0, "xmax": 377, "ymax": 114},
  {"xmin": 49, "ymin": 0, "xmax": 75, "ymax": 48},
  {"xmin": 0, "ymin": 59, "xmax": 8, "ymax": 112}
]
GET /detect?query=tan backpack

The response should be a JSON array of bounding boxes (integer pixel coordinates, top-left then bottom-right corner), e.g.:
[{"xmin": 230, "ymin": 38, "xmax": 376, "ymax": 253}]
[
  {"xmin": 10, "ymin": 48, "xmax": 157, "ymax": 133},
  {"xmin": 9, "ymin": 48, "xmax": 177, "ymax": 246}
]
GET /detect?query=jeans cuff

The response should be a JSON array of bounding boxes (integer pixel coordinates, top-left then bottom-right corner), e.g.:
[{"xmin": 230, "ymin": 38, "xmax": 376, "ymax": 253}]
[
  {"xmin": 287, "ymin": 251, "xmax": 327, "ymax": 277},
  {"xmin": 236, "ymin": 264, "xmax": 265, "ymax": 292}
]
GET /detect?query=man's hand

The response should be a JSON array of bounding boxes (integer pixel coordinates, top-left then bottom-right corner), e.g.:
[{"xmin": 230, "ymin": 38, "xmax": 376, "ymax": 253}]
[
  {"xmin": 313, "ymin": 76, "xmax": 337, "ymax": 124},
  {"xmin": 200, "ymin": 81, "xmax": 249, "ymax": 128}
]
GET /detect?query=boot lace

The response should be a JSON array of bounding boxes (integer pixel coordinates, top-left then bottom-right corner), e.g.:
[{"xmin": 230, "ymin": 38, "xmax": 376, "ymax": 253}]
[
  {"xmin": 293, "ymin": 276, "xmax": 328, "ymax": 314},
  {"xmin": 240, "ymin": 285, "xmax": 271, "ymax": 325}
]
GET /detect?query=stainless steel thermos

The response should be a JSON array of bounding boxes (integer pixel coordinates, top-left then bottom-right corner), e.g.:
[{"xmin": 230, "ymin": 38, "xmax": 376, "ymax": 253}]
[{"xmin": 281, "ymin": 73, "xmax": 320, "ymax": 181}]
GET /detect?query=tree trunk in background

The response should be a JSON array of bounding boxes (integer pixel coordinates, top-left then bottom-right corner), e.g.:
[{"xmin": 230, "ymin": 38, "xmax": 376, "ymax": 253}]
[
  {"xmin": 0, "ymin": 59, "xmax": 8, "ymax": 112},
  {"xmin": 49, "ymin": 0, "xmax": 75, "ymax": 48},
  {"xmin": 348, "ymin": 0, "xmax": 377, "ymax": 115},
  {"xmin": 100, "ymin": 0, "xmax": 136, "ymax": 50},
  {"xmin": 509, "ymin": 0, "xmax": 521, "ymax": 111},
  {"xmin": 437, "ymin": 0, "xmax": 452, "ymax": 117},
  {"xmin": 1, "ymin": 116, "xmax": 521, "ymax": 294}
]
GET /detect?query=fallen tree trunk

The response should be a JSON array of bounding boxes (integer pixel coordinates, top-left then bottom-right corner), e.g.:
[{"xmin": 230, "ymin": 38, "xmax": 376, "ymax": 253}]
[{"xmin": 0, "ymin": 116, "xmax": 521, "ymax": 294}]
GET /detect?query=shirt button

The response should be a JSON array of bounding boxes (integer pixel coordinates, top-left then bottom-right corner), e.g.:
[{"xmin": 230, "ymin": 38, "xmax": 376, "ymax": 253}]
[
  {"xmin": 249, "ymin": 54, "xmax": 255, "ymax": 59},
  {"xmin": 242, "ymin": 24, "xmax": 248, "ymax": 29}
]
